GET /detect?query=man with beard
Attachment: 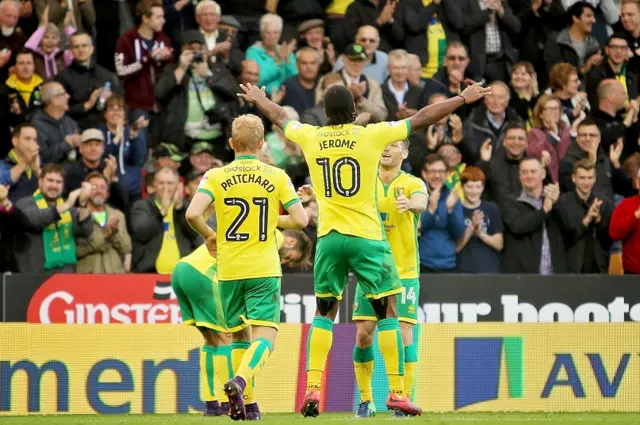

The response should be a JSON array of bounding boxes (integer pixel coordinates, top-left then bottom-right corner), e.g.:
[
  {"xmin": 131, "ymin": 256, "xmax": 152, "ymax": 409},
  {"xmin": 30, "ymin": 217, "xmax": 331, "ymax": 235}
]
[
  {"xmin": 13, "ymin": 162, "xmax": 93, "ymax": 273},
  {"xmin": 75, "ymin": 172, "xmax": 132, "ymax": 273}
]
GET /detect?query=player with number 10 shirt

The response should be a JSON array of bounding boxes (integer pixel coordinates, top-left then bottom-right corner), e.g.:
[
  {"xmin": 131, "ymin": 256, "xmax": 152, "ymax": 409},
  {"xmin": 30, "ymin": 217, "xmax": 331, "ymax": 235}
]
[{"xmin": 238, "ymin": 81, "xmax": 491, "ymax": 418}]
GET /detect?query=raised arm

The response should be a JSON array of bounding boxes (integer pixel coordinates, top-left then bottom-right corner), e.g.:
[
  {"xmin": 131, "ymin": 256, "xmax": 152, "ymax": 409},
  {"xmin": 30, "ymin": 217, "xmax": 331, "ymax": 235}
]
[
  {"xmin": 407, "ymin": 83, "xmax": 490, "ymax": 133},
  {"xmin": 239, "ymin": 83, "xmax": 289, "ymax": 130}
]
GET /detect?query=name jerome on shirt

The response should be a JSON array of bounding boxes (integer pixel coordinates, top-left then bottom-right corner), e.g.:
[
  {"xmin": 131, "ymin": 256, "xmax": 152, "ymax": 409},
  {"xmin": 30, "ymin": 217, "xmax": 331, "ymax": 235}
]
[{"xmin": 318, "ymin": 139, "xmax": 357, "ymax": 151}]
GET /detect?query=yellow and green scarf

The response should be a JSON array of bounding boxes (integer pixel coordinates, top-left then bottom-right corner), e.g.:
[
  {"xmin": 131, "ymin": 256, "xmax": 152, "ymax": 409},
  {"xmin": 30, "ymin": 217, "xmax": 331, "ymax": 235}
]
[
  {"xmin": 9, "ymin": 149, "xmax": 33, "ymax": 179},
  {"xmin": 154, "ymin": 199, "xmax": 181, "ymax": 274},
  {"xmin": 33, "ymin": 189, "xmax": 76, "ymax": 270}
]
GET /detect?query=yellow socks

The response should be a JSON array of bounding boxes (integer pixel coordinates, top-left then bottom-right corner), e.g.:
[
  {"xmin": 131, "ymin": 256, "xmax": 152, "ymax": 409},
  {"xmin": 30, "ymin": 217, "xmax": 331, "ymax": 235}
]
[
  {"xmin": 231, "ymin": 341, "xmax": 255, "ymax": 404},
  {"xmin": 306, "ymin": 316, "xmax": 334, "ymax": 392},
  {"xmin": 377, "ymin": 318, "xmax": 405, "ymax": 395},
  {"xmin": 214, "ymin": 345, "xmax": 232, "ymax": 400},
  {"xmin": 235, "ymin": 338, "xmax": 273, "ymax": 386},
  {"xmin": 353, "ymin": 345, "xmax": 375, "ymax": 402},
  {"xmin": 200, "ymin": 345, "xmax": 217, "ymax": 401},
  {"xmin": 404, "ymin": 344, "xmax": 417, "ymax": 399}
]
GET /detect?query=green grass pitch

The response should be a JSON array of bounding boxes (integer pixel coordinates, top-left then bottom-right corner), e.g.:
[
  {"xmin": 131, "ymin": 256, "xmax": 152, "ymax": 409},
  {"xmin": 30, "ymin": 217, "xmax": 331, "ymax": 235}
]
[{"xmin": 2, "ymin": 413, "xmax": 640, "ymax": 424}]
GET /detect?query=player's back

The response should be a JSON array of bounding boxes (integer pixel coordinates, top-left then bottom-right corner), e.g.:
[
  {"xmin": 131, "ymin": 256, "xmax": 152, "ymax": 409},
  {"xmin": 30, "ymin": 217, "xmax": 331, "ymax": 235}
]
[
  {"xmin": 284, "ymin": 120, "xmax": 411, "ymax": 240},
  {"xmin": 179, "ymin": 244, "xmax": 217, "ymax": 276},
  {"xmin": 198, "ymin": 155, "xmax": 298, "ymax": 280}
]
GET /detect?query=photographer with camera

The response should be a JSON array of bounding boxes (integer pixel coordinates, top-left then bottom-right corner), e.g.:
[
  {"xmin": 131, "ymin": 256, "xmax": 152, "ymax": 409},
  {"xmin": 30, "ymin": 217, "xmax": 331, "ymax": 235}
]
[{"xmin": 154, "ymin": 30, "xmax": 237, "ymax": 162}]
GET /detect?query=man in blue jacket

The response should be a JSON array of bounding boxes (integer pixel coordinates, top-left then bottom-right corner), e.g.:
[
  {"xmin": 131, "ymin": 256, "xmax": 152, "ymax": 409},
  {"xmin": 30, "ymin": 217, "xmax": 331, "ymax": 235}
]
[{"xmin": 418, "ymin": 153, "xmax": 465, "ymax": 272}]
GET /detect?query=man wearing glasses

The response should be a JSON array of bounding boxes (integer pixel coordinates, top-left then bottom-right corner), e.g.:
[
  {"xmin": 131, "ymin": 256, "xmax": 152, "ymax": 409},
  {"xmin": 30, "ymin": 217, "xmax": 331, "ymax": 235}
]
[
  {"xmin": 586, "ymin": 33, "xmax": 639, "ymax": 108},
  {"xmin": 418, "ymin": 153, "xmax": 465, "ymax": 273},
  {"xmin": 422, "ymin": 41, "xmax": 474, "ymax": 119},
  {"xmin": 31, "ymin": 82, "xmax": 82, "ymax": 164}
]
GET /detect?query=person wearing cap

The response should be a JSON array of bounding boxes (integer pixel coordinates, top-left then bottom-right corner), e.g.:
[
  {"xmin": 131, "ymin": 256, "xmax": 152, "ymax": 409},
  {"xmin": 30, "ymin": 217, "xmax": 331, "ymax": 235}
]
[
  {"xmin": 275, "ymin": 0, "xmax": 329, "ymax": 44},
  {"xmin": 297, "ymin": 19, "xmax": 336, "ymax": 75},
  {"xmin": 63, "ymin": 128, "xmax": 129, "ymax": 213},
  {"xmin": 152, "ymin": 143, "xmax": 185, "ymax": 172},
  {"xmin": 189, "ymin": 141, "xmax": 223, "ymax": 174},
  {"xmin": 195, "ymin": 1, "xmax": 243, "ymax": 76},
  {"xmin": 319, "ymin": 42, "xmax": 387, "ymax": 122},
  {"xmin": 334, "ymin": 26, "xmax": 388, "ymax": 84},
  {"xmin": 245, "ymin": 13, "xmax": 298, "ymax": 94},
  {"xmin": 154, "ymin": 29, "xmax": 237, "ymax": 160},
  {"xmin": 219, "ymin": 15, "xmax": 240, "ymax": 40}
]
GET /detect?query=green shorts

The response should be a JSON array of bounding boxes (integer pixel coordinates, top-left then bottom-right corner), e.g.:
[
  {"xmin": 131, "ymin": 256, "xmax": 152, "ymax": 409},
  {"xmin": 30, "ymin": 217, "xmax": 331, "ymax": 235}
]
[
  {"xmin": 218, "ymin": 277, "xmax": 281, "ymax": 332},
  {"xmin": 352, "ymin": 278, "xmax": 420, "ymax": 324},
  {"xmin": 171, "ymin": 262, "xmax": 226, "ymax": 332},
  {"xmin": 314, "ymin": 231, "xmax": 402, "ymax": 300}
]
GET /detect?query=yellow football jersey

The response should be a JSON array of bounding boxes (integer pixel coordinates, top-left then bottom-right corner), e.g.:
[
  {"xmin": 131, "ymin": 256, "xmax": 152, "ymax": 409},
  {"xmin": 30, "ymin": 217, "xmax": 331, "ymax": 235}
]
[
  {"xmin": 284, "ymin": 120, "xmax": 411, "ymax": 240},
  {"xmin": 377, "ymin": 171, "xmax": 428, "ymax": 279},
  {"xmin": 197, "ymin": 155, "xmax": 300, "ymax": 280},
  {"xmin": 179, "ymin": 244, "xmax": 217, "ymax": 276}
]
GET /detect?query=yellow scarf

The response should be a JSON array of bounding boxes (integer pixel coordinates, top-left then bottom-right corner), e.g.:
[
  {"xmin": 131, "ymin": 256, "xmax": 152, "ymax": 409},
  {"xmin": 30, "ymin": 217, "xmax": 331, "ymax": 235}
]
[
  {"xmin": 33, "ymin": 189, "xmax": 76, "ymax": 270},
  {"xmin": 9, "ymin": 149, "xmax": 32, "ymax": 179},
  {"xmin": 154, "ymin": 199, "xmax": 181, "ymax": 274},
  {"xmin": 6, "ymin": 73, "xmax": 44, "ymax": 105}
]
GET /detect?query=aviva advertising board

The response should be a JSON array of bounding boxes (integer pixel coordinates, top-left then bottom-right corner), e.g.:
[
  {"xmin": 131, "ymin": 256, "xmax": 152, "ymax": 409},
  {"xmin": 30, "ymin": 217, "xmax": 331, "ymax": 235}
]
[{"xmin": 1, "ymin": 323, "xmax": 639, "ymax": 415}]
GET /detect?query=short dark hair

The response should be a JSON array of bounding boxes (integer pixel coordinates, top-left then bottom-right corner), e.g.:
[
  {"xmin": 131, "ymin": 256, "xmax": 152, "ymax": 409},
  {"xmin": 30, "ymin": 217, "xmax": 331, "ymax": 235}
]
[
  {"xmin": 423, "ymin": 153, "xmax": 445, "ymax": 169},
  {"xmin": 12, "ymin": 123, "xmax": 36, "ymax": 138},
  {"xmin": 503, "ymin": 121, "xmax": 527, "ymax": 137},
  {"xmin": 568, "ymin": 1, "xmax": 596, "ymax": 21},
  {"xmin": 15, "ymin": 48, "xmax": 34, "ymax": 60},
  {"xmin": 323, "ymin": 85, "xmax": 356, "ymax": 126},
  {"xmin": 85, "ymin": 171, "xmax": 109, "ymax": 187},
  {"xmin": 577, "ymin": 117, "xmax": 600, "ymax": 132},
  {"xmin": 137, "ymin": 0, "xmax": 163, "ymax": 18},
  {"xmin": 70, "ymin": 31, "xmax": 93, "ymax": 45},
  {"xmin": 40, "ymin": 163, "xmax": 65, "ymax": 179},
  {"xmin": 608, "ymin": 32, "xmax": 630, "ymax": 46}
]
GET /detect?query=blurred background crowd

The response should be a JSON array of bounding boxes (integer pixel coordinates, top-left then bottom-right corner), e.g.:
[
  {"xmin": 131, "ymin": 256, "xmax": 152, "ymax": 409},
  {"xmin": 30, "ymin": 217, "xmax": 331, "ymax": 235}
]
[{"xmin": 0, "ymin": 0, "xmax": 639, "ymax": 276}]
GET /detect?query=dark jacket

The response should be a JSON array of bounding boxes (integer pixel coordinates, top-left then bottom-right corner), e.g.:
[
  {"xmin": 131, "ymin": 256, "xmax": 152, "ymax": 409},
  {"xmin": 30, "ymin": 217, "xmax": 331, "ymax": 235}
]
[
  {"xmin": 477, "ymin": 148, "xmax": 523, "ymax": 207},
  {"xmin": 55, "ymin": 59, "xmax": 124, "ymax": 130},
  {"xmin": 501, "ymin": 190, "xmax": 568, "ymax": 274},
  {"xmin": 381, "ymin": 78, "xmax": 422, "ymax": 121},
  {"xmin": 0, "ymin": 82, "xmax": 42, "ymax": 158},
  {"xmin": 462, "ymin": 104, "xmax": 523, "ymax": 165},
  {"xmin": 554, "ymin": 190, "xmax": 612, "ymax": 273},
  {"xmin": 99, "ymin": 124, "xmax": 147, "ymax": 198},
  {"xmin": 422, "ymin": 66, "xmax": 475, "ymax": 119},
  {"xmin": 344, "ymin": 0, "xmax": 397, "ymax": 52},
  {"xmin": 458, "ymin": 0, "xmax": 521, "ymax": 77},
  {"xmin": 63, "ymin": 160, "xmax": 129, "ymax": 213},
  {"xmin": 558, "ymin": 141, "xmax": 635, "ymax": 204},
  {"xmin": 4, "ymin": 153, "xmax": 38, "ymax": 203},
  {"xmin": 30, "ymin": 109, "xmax": 79, "ymax": 164},
  {"xmin": 418, "ymin": 186, "xmax": 466, "ymax": 270},
  {"xmin": 13, "ymin": 197, "xmax": 93, "ymax": 273},
  {"xmin": 277, "ymin": 0, "xmax": 330, "ymax": 23},
  {"xmin": 154, "ymin": 63, "xmax": 237, "ymax": 151},
  {"xmin": 589, "ymin": 107, "xmax": 626, "ymax": 154},
  {"xmin": 586, "ymin": 62, "xmax": 639, "ymax": 109},
  {"xmin": 544, "ymin": 28, "xmax": 601, "ymax": 75},
  {"xmin": 392, "ymin": 0, "xmax": 462, "ymax": 66},
  {"xmin": 130, "ymin": 196, "xmax": 198, "ymax": 272}
]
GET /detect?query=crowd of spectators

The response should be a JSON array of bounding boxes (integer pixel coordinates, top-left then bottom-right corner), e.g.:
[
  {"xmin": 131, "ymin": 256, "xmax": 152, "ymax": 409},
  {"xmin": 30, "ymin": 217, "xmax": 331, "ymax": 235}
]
[{"xmin": 0, "ymin": 0, "xmax": 639, "ymax": 276}]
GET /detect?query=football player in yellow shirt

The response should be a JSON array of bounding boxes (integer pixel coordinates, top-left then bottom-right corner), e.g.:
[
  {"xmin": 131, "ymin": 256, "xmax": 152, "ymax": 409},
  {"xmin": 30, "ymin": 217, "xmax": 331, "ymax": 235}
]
[
  {"xmin": 239, "ymin": 81, "xmax": 489, "ymax": 418},
  {"xmin": 172, "ymin": 213, "xmax": 313, "ymax": 418},
  {"xmin": 351, "ymin": 140, "xmax": 428, "ymax": 417},
  {"xmin": 185, "ymin": 114, "xmax": 309, "ymax": 420}
]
